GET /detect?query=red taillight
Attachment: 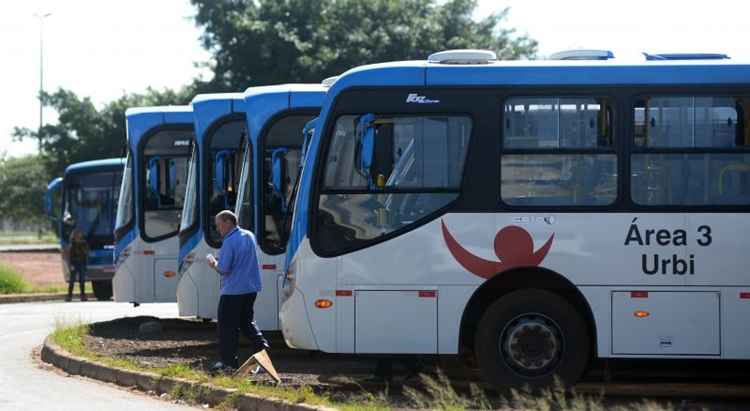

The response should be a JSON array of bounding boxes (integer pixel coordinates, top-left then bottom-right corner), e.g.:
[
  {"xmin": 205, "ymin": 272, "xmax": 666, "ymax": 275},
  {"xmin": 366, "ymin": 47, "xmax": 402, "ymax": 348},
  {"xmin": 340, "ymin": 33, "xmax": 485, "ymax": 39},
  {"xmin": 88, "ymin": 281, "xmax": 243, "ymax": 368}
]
[
  {"xmin": 262, "ymin": 264, "xmax": 277, "ymax": 270},
  {"xmin": 740, "ymin": 292, "xmax": 750, "ymax": 299},
  {"xmin": 143, "ymin": 250, "xmax": 155, "ymax": 256},
  {"xmin": 336, "ymin": 290, "xmax": 353, "ymax": 297},
  {"xmin": 631, "ymin": 291, "xmax": 648, "ymax": 298},
  {"xmin": 418, "ymin": 290, "xmax": 437, "ymax": 298}
]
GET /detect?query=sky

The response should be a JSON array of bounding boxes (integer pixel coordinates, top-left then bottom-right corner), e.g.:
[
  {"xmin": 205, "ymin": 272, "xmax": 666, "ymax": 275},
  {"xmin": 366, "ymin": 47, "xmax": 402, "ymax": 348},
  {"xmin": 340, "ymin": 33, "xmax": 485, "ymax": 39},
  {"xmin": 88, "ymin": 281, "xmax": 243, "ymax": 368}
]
[{"xmin": 1, "ymin": 0, "xmax": 749, "ymax": 158}]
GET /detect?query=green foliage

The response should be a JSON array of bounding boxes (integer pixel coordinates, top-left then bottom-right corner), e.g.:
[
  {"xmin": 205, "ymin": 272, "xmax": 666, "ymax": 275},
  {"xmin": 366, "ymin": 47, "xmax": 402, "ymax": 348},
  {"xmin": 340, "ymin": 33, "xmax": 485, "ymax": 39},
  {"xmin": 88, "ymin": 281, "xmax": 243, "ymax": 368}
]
[
  {"xmin": 0, "ymin": 263, "xmax": 30, "ymax": 294},
  {"xmin": 0, "ymin": 154, "xmax": 52, "ymax": 226},
  {"xmin": 51, "ymin": 321, "xmax": 89, "ymax": 356},
  {"xmin": 12, "ymin": 86, "xmax": 195, "ymax": 178},
  {"xmin": 191, "ymin": 0, "xmax": 538, "ymax": 91}
]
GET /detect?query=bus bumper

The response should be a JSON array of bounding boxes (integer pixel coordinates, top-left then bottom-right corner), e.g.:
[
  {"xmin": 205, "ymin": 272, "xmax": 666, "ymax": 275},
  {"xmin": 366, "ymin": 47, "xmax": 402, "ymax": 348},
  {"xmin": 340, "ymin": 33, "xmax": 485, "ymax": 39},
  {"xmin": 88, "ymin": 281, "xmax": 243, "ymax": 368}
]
[
  {"xmin": 85, "ymin": 265, "xmax": 116, "ymax": 281},
  {"xmin": 64, "ymin": 264, "xmax": 115, "ymax": 282},
  {"xmin": 279, "ymin": 287, "xmax": 319, "ymax": 350}
]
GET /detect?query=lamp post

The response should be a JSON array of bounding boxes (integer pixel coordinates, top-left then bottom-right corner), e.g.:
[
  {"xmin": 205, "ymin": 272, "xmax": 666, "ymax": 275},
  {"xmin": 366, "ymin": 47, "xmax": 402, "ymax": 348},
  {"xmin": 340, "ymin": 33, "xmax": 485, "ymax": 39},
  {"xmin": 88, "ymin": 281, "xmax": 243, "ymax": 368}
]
[{"xmin": 33, "ymin": 12, "xmax": 52, "ymax": 151}]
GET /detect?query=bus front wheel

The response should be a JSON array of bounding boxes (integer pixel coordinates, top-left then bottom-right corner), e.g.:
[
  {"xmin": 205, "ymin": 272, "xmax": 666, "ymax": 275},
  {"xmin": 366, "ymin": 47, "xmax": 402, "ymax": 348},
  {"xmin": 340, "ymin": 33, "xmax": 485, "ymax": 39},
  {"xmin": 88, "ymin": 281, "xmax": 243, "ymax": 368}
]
[
  {"xmin": 474, "ymin": 289, "xmax": 590, "ymax": 388},
  {"xmin": 92, "ymin": 280, "xmax": 113, "ymax": 301}
]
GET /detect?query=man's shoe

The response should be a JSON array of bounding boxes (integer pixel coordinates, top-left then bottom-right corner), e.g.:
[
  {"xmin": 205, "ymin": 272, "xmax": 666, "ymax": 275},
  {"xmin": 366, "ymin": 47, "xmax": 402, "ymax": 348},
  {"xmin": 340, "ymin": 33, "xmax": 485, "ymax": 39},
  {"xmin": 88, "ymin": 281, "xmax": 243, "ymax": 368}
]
[{"xmin": 210, "ymin": 361, "xmax": 234, "ymax": 374}]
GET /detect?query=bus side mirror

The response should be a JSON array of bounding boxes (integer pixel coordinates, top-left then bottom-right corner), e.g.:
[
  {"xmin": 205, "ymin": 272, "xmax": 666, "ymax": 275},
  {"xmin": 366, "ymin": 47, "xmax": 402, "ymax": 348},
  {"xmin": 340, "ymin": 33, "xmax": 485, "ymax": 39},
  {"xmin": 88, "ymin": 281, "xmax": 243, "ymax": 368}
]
[
  {"xmin": 148, "ymin": 158, "xmax": 159, "ymax": 193},
  {"xmin": 355, "ymin": 114, "xmax": 376, "ymax": 181},
  {"xmin": 215, "ymin": 151, "xmax": 227, "ymax": 191},
  {"xmin": 271, "ymin": 149, "xmax": 287, "ymax": 195},
  {"xmin": 147, "ymin": 157, "xmax": 161, "ymax": 208},
  {"xmin": 271, "ymin": 148, "xmax": 288, "ymax": 213}
]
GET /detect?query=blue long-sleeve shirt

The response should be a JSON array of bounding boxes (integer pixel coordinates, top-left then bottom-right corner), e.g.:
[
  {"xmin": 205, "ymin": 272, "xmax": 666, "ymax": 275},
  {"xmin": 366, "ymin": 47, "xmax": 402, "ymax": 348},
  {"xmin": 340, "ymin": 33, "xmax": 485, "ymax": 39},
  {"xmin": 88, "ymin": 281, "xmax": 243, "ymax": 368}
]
[{"xmin": 217, "ymin": 227, "xmax": 262, "ymax": 295}]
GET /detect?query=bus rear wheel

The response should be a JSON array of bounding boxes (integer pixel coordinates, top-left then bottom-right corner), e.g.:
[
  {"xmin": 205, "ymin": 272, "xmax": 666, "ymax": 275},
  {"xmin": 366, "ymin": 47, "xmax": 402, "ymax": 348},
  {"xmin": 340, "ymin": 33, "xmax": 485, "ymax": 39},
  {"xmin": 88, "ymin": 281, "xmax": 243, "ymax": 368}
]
[
  {"xmin": 92, "ymin": 280, "xmax": 113, "ymax": 301},
  {"xmin": 474, "ymin": 289, "xmax": 590, "ymax": 389}
]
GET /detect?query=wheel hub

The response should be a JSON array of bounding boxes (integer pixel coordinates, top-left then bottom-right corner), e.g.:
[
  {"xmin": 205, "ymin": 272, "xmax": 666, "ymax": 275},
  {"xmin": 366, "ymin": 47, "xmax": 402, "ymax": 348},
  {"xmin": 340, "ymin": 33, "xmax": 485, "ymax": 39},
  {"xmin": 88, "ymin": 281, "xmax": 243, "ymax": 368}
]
[{"xmin": 500, "ymin": 314, "xmax": 562, "ymax": 376}]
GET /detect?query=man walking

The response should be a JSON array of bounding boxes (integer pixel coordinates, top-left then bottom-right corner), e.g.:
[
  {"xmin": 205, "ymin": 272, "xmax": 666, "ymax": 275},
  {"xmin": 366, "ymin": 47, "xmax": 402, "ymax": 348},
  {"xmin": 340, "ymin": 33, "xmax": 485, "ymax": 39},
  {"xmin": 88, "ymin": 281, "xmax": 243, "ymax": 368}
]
[{"xmin": 207, "ymin": 210, "xmax": 269, "ymax": 372}]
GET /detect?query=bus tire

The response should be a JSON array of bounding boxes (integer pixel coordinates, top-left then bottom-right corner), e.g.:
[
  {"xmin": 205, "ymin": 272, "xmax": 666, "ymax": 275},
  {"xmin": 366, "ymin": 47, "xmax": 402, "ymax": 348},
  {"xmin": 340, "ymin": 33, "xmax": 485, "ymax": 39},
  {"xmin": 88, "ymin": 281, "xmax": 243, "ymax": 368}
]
[
  {"xmin": 92, "ymin": 280, "xmax": 113, "ymax": 301},
  {"xmin": 474, "ymin": 288, "xmax": 590, "ymax": 389}
]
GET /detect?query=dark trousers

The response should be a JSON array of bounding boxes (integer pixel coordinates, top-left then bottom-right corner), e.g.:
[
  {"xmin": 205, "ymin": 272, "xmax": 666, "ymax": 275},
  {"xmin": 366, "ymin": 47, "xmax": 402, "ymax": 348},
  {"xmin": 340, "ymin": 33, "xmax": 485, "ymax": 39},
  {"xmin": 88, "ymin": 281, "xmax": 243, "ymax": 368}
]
[
  {"xmin": 217, "ymin": 292, "xmax": 268, "ymax": 368},
  {"xmin": 67, "ymin": 262, "xmax": 86, "ymax": 299}
]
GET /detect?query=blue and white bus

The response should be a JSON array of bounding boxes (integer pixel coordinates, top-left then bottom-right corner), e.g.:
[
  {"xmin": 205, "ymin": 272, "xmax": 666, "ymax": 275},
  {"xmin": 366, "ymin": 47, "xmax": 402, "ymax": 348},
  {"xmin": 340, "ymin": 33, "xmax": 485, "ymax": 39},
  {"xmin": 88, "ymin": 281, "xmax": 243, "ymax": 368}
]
[
  {"xmin": 45, "ymin": 158, "xmax": 125, "ymax": 300},
  {"xmin": 281, "ymin": 49, "xmax": 750, "ymax": 387},
  {"xmin": 177, "ymin": 93, "xmax": 247, "ymax": 319},
  {"xmin": 113, "ymin": 106, "xmax": 195, "ymax": 304},
  {"xmin": 177, "ymin": 84, "xmax": 325, "ymax": 328}
]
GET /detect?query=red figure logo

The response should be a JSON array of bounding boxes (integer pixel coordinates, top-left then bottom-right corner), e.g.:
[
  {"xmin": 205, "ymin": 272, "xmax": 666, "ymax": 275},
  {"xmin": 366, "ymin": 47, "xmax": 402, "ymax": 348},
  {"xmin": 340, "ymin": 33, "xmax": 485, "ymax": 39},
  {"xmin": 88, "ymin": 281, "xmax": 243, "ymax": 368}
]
[{"xmin": 441, "ymin": 219, "xmax": 554, "ymax": 279}]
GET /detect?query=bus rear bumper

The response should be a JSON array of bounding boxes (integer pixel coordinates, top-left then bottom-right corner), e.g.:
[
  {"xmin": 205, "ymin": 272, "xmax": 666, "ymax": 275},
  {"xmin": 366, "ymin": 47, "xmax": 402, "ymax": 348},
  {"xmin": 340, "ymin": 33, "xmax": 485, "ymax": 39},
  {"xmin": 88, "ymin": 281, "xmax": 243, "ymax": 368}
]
[
  {"xmin": 85, "ymin": 265, "xmax": 116, "ymax": 281},
  {"xmin": 64, "ymin": 265, "xmax": 115, "ymax": 282},
  {"xmin": 279, "ymin": 287, "xmax": 319, "ymax": 350}
]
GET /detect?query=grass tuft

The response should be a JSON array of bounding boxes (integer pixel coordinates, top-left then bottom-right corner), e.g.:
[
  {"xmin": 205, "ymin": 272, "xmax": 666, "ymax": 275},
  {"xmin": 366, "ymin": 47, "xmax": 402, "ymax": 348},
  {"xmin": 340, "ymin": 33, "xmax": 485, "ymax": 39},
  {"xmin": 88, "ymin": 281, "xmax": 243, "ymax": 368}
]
[{"xmin": 0, "ymin": 263, "xmax": 30, "ymax": 294}]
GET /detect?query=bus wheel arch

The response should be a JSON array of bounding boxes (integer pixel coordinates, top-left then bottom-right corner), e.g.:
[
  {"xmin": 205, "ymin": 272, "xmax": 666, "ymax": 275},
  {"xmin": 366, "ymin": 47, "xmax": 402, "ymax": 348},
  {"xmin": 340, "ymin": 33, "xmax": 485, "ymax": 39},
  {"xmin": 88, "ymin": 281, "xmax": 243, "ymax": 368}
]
[{"xmin": 458, "ymin": 267, "xmax": 597, "ymax": 368}]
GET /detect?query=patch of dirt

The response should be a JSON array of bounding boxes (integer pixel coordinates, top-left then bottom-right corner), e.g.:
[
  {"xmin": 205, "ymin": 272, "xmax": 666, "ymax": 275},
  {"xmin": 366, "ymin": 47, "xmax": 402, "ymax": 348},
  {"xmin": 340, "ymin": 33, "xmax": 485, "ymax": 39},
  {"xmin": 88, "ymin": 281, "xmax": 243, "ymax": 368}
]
[
  {"xmin": 0, "ymin": 251, "xmax": 63, "ymax": 285},
  {"xmin": 83, "ymin": 316, "xmax": 466, "ymax": 390}
]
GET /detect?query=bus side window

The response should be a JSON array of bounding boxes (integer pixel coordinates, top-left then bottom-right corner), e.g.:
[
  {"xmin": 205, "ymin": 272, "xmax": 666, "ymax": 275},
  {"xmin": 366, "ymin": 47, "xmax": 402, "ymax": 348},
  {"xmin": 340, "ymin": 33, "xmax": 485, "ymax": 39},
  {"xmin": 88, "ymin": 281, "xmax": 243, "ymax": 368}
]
[{"xmin": 632, "ymin": 96, "xmax": 750, "ymax": 206}]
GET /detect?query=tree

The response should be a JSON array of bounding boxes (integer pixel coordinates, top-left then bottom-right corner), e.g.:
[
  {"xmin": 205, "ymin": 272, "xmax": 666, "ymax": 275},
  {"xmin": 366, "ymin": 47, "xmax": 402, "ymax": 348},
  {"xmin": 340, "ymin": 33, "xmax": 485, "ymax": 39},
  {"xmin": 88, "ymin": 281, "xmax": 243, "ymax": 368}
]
[
  {"xmin": 0, "ymin": 154, "xmax": 51, "ymax": 226},
  {"xmin": 13, "ymin": 86, "xmax": 194, "ymax": 178},
  {"xmin": 191, "ymin": 0, "xmax": 537, "ymax": 91}
]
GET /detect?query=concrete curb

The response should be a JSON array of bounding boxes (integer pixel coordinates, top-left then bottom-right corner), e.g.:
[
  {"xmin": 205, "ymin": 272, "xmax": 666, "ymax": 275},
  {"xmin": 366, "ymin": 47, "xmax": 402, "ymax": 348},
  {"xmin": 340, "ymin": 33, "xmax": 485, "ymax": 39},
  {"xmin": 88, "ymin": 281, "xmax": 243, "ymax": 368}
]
[
  {"xmin": 41, "ymin": 336, "xmax": 336, "ymax": 411},
  {"xmin": 0, "ymin": 293, "xmax": 96, "ymax": 304}
]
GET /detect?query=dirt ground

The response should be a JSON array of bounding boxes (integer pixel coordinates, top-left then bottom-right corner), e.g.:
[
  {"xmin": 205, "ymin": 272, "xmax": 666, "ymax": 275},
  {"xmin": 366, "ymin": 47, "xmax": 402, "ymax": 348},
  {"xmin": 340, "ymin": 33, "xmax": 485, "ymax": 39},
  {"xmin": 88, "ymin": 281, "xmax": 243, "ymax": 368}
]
[
  {"xmin": 0, "ymin": 251, "xmax": 63, "ymax": 285},
  {"xmin": 83, "ymin": 317, "xmax": 750, "ymax": 410},
  {"xmin": 85, "ymin": 316, "xmax": 418, "ymax": 388}
]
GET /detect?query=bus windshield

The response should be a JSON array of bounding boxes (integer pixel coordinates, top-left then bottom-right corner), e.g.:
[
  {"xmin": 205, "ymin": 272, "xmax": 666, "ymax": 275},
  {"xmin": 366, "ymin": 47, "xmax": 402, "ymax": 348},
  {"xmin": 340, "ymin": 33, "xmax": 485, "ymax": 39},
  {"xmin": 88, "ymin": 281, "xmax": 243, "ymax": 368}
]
[
  {"xmin": 206, "ymin": 119, "xmax": 246, "ymax": 246},
  {"xmin": 284, "ymin": 118, "xmax": 317, "ymax": 242},
  {"xmin": 261, "ymin": 115, "xmax": 315, "ymax": 254},
  {"xmin": 142, "ymin": 129, "xmax": 193, "ymax": 240},
  {"xmin": 236, "ymin": 141, "xmax": 254, "ymax": 231},
  {"xmin": 179, "ymin": 145, "xmax": 198, "ymax": 233},
  {"xmin": 115, "ymin": 155, "xmax": 133, "ymax": 235},
  {"xmin": 64, "ymin": 170, "xmax": 122, "ymax": 246}
]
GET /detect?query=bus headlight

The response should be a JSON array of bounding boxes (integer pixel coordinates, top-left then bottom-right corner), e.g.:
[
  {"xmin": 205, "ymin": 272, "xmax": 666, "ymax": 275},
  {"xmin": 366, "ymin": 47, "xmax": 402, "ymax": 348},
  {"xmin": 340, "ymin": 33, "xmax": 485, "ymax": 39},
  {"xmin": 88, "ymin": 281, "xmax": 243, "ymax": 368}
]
[
  {"xmin": 179, "ymin": 252, "xmax": 195, "ymax": 275},
  {"xmin": 281, "ymin": 264, "xmax": 296, "ymax": 302},
  {"xmin": 115, "ymin": 246, "xmax": 131, "ymax": 270}
]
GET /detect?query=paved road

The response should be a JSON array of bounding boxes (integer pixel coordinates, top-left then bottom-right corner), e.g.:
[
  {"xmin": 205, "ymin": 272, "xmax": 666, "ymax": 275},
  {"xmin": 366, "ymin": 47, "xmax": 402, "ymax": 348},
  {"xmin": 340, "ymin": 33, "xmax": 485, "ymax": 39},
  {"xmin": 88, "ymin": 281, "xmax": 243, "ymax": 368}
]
[{"xmin": 0, "ymin": 301, "xmax": 196, "ymax": 411}]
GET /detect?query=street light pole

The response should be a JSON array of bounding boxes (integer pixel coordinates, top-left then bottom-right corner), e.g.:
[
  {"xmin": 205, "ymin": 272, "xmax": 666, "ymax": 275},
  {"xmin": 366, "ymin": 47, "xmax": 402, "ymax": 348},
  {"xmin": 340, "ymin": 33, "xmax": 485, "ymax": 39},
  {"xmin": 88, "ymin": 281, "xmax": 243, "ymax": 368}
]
[{"xmin": 33, "ymin": 12, "xmax": 51, "ymax": 151}]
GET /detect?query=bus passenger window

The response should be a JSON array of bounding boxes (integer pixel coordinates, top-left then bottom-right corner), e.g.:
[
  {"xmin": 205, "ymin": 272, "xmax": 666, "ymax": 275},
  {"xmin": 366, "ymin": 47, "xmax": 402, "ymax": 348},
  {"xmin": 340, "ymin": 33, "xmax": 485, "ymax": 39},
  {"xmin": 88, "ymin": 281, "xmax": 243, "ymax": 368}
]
[
  {"xmin": 631, "ymin": 96, "xmax": 750, "ymax": 206},
  {"xmin": 501, "ymin": 97, "xmax": 617, "ymax": 206}
]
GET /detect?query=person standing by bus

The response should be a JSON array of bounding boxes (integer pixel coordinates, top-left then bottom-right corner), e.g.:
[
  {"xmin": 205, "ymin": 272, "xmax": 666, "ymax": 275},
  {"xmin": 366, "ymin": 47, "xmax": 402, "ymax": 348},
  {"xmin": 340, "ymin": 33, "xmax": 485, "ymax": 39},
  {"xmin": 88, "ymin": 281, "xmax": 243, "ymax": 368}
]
[
  {"xmin": 65, "ymin": 228, "xmax": 89, "ymax": 302},
  {"xmin": 207, "ymin": 210, "xmax": 269, "ymax": 372}
]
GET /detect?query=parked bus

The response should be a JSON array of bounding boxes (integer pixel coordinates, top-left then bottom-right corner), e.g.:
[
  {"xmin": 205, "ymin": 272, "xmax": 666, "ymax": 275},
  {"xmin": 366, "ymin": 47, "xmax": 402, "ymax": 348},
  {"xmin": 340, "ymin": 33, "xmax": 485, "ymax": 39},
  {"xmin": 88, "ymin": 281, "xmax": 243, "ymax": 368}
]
[
  {"xmin": 281, "ymin": 49, "xmax": 750, "ymax": 387},
  {"xmin": 177, "ymin": 93, "xmax": 247, "ymax": 319},
  {"xmin": 113, "ymin": 106, "xmax": 195, "ymax": 304},
  {"xmin": 177, "ymin": 84, "xmax": 324, "ymax": 328},
  {"xmin": 44, "ymin": 158, "xmax": 125, "ymax": 300}
]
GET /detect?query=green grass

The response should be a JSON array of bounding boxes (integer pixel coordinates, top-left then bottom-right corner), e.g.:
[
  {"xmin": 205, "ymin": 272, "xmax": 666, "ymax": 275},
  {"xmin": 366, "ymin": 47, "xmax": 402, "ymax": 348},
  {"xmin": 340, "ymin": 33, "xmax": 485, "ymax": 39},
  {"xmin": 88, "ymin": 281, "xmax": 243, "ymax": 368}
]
[
  {"xmin": 0, "ymin": 263, "xmax": 30, "ymax": 294},
  {"xmin": 50, "ymin": 321, "xmax": 676, "ymax": 411},
  {"xmin": 0, "ymin": 262, "xmax": 94, "ymax": 295}
]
